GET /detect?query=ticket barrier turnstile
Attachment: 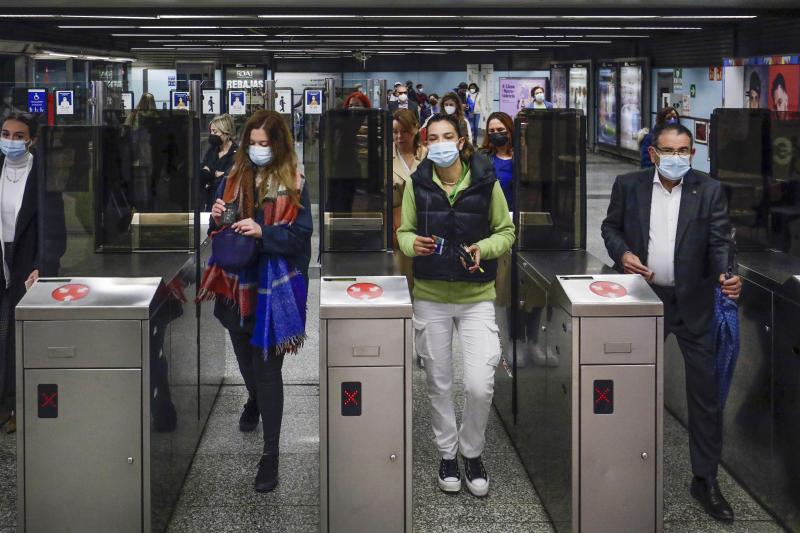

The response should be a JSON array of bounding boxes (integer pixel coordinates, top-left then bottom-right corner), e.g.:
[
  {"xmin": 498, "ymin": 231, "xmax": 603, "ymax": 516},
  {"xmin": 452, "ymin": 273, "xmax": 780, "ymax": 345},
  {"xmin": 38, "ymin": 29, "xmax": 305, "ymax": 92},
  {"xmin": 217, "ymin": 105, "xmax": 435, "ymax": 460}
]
[
  {"xmin": 16, "ymin": 277, "xmax": 167, "ymax": 532},
  {"xmin": 528, "ymin": 272, "xmax": 664, "ymax": 532},
  {"xmin": 319, "ymin": 276, "xmax": 412, "ymax": 533}
]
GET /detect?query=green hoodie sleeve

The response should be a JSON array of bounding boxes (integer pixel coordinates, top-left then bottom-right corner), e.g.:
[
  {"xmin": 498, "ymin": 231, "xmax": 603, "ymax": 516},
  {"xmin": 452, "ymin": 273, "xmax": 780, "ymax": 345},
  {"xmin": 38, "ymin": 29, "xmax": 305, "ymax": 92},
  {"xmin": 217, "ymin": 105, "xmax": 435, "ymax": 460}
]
[
  {"xmin": 396, "ymin": 179, "xmax": 419, "ymax": 258},
  {"xmin": 474, "ymin": 182, "xmax": 515, "ymax": 260}
]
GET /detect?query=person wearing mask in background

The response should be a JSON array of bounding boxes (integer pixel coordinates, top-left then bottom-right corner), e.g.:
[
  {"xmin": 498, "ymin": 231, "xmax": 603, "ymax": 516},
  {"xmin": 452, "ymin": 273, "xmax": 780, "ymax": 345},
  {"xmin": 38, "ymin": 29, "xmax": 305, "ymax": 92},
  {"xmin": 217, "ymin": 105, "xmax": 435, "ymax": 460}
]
[
  {"xmin": 389, "ymin": 81, "xmax": 402, "ymax": 104},
  {"xmin": 199, "ymin": 110, "xmax": 312, "ymax": 493},
  {"xmin": 0, "ymin": 114, "xmax": 53, "ymax": 433},
  {"xmin": 344, "ymin": 91, "xmax": 371, "ymax": 110},
  {"xmin": 415, "ymin": 83, "xmax": 428, "ymax": 107},
  {"xmin": 421, "ymin": 92, "xmax": 473, "ymax": 144},
  {"xmin": 601, "ymin": 122, "xmax": 741, "ymax": 523},
  {"xmin": 421, "ymin": 93, "xmax": 440, "ymax": 125},
  {"xmin": 392, "ymin": 109, "xmax": 427, "ymax": 295},
  {"xmin": 398, "ymin": 113, "xmax": 514, "ymax": 497},
  {"xmin": 639, "ymin": 107, "xmax": 680, "ymax": 169},
  {"xmin": 389, "ymin": 83, "xmax": 419, "ymax": 119},
  {"xmin": 480, "ymin": 112, "xmax": 514, "ymax": 209},
  {"xmin": 406, "ymin": 80, "xmax": 418, "ymax": 105},
  {"xmin": 456, "ymin": 82, "xmax": 469, "ymax": 105},
  {"xmin": 466, "ymin": 83, "xmax": 482, "ymax": 142},
  {"xmin": 526, "ymin": 86, "xmax": 554, "ymax": 110},
  {"xmin": 201, "ymin": 114, "xmax": 238, "ymax": 211}
]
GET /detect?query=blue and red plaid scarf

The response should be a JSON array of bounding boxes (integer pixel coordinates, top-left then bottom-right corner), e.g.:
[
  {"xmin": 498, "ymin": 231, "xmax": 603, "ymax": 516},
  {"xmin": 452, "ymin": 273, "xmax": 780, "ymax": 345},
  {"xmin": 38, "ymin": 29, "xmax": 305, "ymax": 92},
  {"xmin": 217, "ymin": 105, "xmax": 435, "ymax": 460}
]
[{"xmin": 198, "ymin": 168, "xmax": 307, "ymax": 358}]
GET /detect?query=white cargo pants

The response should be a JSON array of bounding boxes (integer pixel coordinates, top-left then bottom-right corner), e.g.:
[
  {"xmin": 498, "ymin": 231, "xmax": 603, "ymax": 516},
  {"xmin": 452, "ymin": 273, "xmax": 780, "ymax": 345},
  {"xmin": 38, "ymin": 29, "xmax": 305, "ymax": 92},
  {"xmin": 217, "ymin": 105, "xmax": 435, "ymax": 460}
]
[{"xmin": 413, "ymin": 299, "xmax": 501, "ymax": 460}]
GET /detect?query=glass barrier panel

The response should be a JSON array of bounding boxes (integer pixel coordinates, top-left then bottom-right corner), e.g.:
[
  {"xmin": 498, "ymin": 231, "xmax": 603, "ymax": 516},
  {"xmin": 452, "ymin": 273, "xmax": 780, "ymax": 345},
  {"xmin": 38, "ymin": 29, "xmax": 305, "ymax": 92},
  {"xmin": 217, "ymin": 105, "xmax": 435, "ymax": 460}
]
[
  {"xmin": 711, "ymin": 109, "xmax": 800, "ymax": 257},
  {"xmin": 320, "ymin": 108, "xmax": 389, "ymax": 252},
  {"xmin": 514, "ymin": 109, "xmax": 586, "ymax": 251}
]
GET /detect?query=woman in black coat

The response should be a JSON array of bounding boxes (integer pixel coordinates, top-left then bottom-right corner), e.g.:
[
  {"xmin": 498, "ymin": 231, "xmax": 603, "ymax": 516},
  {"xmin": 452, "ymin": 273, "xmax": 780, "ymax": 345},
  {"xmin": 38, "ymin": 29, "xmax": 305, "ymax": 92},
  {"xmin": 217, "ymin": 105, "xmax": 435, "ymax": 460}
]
[{"xmin": 0, "ymin": 114, "xmax": 45, "ymax": 432}]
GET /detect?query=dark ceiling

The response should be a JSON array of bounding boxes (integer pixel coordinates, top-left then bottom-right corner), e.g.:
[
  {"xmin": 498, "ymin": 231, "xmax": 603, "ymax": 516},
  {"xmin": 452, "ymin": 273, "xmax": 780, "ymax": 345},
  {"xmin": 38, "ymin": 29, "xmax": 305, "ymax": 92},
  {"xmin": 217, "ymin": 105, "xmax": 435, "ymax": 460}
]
[{"xmin": 0, "ymin": 7, "xmax": 798, "ymax": 68}]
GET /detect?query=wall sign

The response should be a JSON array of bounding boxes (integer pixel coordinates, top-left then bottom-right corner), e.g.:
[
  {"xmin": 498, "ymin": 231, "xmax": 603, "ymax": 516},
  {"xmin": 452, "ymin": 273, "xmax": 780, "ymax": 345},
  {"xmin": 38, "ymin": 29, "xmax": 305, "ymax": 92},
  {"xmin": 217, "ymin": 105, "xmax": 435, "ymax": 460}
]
[
  {"xmin": 27, "ymin": 88, "xmax": 46, "ymax": 114},
  {"xmin": 274, "ymin": 89, "xmax": 293, "ymax": 114},
  {"xmin": 55, "ymin": 90, "xmax": 74, "ymax": 115},
  {"xmin": 228, "ymin": 90, "xmax": 246, "ymax": 115},
  {"xmin": 170, "ymin": 91, "xmax": 190, "ymax": 110},
  {"xmin": 202, "ymin": 89, "xmax": 221, "ymax": 115},
  {"xmin": 304, "ymin": 89, "xmax": 322, "ymax": 114},
  {"xmin": 121, "ymin": 91, "xmax": 134, "ymax": 112}
]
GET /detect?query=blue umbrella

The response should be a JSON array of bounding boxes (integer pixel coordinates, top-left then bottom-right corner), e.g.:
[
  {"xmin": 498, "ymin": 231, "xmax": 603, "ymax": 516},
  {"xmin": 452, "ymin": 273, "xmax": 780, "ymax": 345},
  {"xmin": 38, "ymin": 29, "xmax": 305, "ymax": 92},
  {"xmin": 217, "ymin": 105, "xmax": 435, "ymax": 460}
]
[{"xmin": 714, "ymin": 284, "xmax": 740, "ymax": 410}]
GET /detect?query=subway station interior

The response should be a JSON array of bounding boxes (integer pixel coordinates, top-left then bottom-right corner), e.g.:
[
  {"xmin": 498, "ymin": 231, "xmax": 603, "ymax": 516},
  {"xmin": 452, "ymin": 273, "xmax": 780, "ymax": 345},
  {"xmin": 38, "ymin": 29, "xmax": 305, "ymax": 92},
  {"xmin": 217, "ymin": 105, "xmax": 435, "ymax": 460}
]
[{"xmin": 2, "ymin": 1, "xmax": 800, "ymax": 532}]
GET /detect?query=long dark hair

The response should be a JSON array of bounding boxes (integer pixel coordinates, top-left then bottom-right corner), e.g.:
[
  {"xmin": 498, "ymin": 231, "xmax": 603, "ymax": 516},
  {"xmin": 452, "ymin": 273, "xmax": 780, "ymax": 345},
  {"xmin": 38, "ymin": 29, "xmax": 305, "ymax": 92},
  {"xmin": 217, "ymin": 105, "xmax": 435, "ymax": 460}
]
[
  {"xmin": 481, "ymin": 111, "xmax": 513, "ymax": 156},
  {"xmin": 426, "ymin": 113, "xmax": 474, "ymax": 162}
]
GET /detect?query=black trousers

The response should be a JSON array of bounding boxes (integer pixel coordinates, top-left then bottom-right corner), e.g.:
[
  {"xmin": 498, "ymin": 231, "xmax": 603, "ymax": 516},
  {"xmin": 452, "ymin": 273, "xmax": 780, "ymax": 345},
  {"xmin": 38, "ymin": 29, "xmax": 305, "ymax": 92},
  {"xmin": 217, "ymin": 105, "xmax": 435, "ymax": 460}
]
[
  {"xmin": 653, "ymin": 285, "xmax": 722, "ymax": 480},
  {"xmin": 217, "ymin": 302, "xmax": 285, "ymax": 454}
]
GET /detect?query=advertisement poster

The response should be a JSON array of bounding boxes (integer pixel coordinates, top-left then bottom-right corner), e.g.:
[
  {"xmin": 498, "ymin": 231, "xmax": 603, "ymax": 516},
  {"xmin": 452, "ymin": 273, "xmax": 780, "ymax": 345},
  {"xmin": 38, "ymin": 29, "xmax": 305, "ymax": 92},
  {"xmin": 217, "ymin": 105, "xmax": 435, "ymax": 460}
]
[
  {"xmin": 743, "ymin": 65, "xmax": 769, "ymax": 109},
  {"xmin": 304, "ymin": 89, "xmax": 322, "ymax": 114},
  {"xmin": 768, "ymin": 65, "xmax": 800, "ymax": 113},
  {"xmin": 228, "ymin": 90, "xmax": 246, "ymax": 115},
  {"xmin": 55, "ymin": 90, "xmax": 74, "ymax": 115},
  {"xmin": 550, "ymin": 69, "xmax": 568, "ymax": 109},
  {"xmin": 171, "ymin": 91, "xmax": 190, "ymax": 110},
  {"xmin": 275, "ymin": 89, "xmax": 293, "ymax": 114},
  {"xmin": 202, "ymin": 89, "xmax": 221, "ymax": 115},
  {"xmin": 723, "ymin": 66, "xmax": 744, "ymax": 108},
  {"xmin": 620, "ymin": 66, "xmax": 642, "ymax": 151},
  {"xmin": 498, "ymin": 77, "xmax": 548, "ymax": 117},
  {"xmin": 27, "ymin": 89, "xmax": 46, "ymax": 114},
  {"xmin": 121, "ymin": 92, "xmax": 134, "ymax": 112},
  {"xmin": 569, "ymin": 67, "xmax": 588, "ymax": 115},
  {"xmin": 598, "ymin": 68, "xmax": 618, "ymax": 146}
]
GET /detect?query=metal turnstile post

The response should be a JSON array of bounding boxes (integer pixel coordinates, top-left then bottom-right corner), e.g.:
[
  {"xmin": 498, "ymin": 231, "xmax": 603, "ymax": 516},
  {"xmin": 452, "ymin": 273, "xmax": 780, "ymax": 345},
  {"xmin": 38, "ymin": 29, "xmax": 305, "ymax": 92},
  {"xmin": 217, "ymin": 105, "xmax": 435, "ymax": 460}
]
[{"xmin": 319, "ymin": 276, "xmax": 412, "ymax": 533}]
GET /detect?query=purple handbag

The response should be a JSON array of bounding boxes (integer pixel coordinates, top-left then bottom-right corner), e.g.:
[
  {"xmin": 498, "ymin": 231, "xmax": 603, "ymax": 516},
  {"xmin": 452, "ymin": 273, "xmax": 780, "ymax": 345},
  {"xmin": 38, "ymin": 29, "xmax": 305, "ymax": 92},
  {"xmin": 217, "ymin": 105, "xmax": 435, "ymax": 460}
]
[{"xmin": 211, "ymin": 226, "xmax": 258, "ymax": 270}]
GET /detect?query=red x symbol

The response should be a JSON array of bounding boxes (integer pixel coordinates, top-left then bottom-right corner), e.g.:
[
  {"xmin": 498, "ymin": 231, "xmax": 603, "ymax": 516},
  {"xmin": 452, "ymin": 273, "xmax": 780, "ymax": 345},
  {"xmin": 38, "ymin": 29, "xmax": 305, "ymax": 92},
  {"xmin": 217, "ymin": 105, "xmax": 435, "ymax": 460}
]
[
  {"xmin": 346, "ymin": 283, "xmax": 384, "ymax": 300},
  {"xmin": 40, "ymin": 392, "xmax": 58, "ymax": 408},
  {"xmin": 594, "ymin": 387, "xmax": 610, "ymax": 405},
  {"xmin": 344, "ymin": 389, "xmax": 359, "ymax": 406},
  {"xmin": 51, "ymin": 283, "xmax": 90, "ymax": 302},
  {"xmin": 589, "ymin": 281, "xmax": 628, "ymax": 299}
]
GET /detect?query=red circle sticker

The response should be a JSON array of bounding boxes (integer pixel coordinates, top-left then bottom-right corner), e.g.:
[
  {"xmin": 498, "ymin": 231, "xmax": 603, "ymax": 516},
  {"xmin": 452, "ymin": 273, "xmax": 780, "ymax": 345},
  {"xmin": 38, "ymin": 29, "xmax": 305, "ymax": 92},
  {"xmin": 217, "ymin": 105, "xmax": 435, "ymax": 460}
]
[
  {"xmin": 346, "ymin": 283, "xmax": 384, "ymax": 300},
  {"xmin": 589, "ymin": 281, "xmax": 628, "ymax": 299},
  {"xmin": 51, "ymin": 284, "xmax": 90, "ymax": 302}
]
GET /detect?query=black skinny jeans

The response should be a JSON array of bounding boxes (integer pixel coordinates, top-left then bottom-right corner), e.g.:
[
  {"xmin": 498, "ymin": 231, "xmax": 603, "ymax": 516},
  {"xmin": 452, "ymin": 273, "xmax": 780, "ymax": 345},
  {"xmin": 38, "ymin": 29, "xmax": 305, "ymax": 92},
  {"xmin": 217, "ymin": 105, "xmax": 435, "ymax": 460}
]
[{"xmin": 218, "ymin": 301, "xmax": 285, "ymax": 455}]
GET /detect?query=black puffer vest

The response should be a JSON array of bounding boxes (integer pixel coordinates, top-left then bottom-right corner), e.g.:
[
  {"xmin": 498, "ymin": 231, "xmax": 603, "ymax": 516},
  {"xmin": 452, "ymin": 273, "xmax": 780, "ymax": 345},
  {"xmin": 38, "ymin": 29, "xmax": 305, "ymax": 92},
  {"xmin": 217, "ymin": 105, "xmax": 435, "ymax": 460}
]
[{"xmin": 412, "ymin": 152, "xmax": 498, "ymax": 283}]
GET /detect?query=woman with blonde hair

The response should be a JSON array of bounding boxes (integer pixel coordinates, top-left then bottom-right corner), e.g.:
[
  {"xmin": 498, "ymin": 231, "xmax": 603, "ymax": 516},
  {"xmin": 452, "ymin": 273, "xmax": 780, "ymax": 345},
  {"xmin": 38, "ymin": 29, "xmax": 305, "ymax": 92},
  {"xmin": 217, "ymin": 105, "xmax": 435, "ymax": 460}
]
[
  {"xmin": 198, "ymin": 109, "xmax": 312, "ymax": 493},
  {"xmin": 201, "ymin": 114, "xmax": 238, "ymax": 210}
]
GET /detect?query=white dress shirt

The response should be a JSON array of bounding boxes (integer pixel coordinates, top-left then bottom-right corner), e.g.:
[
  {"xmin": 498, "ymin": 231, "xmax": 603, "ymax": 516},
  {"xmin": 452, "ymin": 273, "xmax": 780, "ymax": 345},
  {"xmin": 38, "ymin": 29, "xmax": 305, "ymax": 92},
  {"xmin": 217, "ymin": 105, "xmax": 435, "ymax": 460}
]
[{"xmin": 647, "ymin": 170, "xmax": 682, "ymax": 287}]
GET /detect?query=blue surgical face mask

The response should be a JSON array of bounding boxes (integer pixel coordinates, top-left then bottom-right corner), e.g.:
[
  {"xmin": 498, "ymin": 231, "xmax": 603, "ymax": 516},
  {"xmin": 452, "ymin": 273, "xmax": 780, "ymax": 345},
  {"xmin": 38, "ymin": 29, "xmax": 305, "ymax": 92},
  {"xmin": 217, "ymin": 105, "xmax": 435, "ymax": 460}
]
[
  {"xmin": 0, "ymin": 138, "xmax": 28, "ymax": 160},
  {"xmin": 427, "ymin": 141, "xmax": 460, "ymax": 168},
  {"xmin": 249, "ymin": 145, "xmax": 273, "ymax": 167},
  {"xmin": 666, "ymin": 117, "xmax": 679, "ymax": 125},
  {"xmin": 657, "ymin": 154, "xmax": 691, "ymax": 181}
]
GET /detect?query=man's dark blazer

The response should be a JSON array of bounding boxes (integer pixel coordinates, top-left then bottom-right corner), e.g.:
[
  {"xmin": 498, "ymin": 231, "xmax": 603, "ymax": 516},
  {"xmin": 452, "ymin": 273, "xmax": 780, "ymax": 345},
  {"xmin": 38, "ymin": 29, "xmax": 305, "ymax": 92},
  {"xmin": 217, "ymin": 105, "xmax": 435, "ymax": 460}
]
[
  {"xmin": 601, "ymin": 168, "xmax": 731, "ymax": 335},
  {"xmin": 387, "ymin": 99, "xmax": 419, "ymax": 118}
]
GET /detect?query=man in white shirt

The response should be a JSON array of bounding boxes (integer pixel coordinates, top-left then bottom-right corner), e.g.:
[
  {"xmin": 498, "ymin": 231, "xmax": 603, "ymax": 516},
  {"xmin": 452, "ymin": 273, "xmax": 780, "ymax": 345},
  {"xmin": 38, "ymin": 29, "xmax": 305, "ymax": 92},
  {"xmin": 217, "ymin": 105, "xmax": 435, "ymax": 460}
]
[{"xmin": 602, "ymin": 123, "xmax": 742, "ymax": 523}]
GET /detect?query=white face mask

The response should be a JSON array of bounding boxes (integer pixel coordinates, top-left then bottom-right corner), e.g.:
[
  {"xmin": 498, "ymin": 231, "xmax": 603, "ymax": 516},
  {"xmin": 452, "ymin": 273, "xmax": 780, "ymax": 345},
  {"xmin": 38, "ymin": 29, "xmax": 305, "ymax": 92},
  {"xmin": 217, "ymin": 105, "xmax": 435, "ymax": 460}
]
[
  {"xmin": 535, "ymin": 93, "xmax": 545, "ymax": 103},
  {"xmin": 249, "ymin": 145, "xmax": 273, "ymax": 167},
  {"xmin": 398, "ymin": 93, "xmax": 408, "ymax": 103},
  {"xmin": 444, "ymin": 105, "xmax": 457, "ymax": 115},
  {"xmin": 469, "ymin": 88, "xmax": 477, "ymax": 94},
  {"xmin": 427, "ymin": 141, "xmax": 460, "ymax": 168},
  {"xmin": 656, "ymin": 154, "xmax": 691, "ymax": 181}
]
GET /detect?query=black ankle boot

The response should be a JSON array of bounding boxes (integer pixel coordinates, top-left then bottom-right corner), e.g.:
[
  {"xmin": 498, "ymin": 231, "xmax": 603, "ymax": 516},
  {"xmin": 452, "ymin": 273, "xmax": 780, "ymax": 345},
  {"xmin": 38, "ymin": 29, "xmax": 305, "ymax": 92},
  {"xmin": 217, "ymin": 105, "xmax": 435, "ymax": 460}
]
[{"xmin": 255, "ymin": 453, "xmax": 279, "ymax": 493}]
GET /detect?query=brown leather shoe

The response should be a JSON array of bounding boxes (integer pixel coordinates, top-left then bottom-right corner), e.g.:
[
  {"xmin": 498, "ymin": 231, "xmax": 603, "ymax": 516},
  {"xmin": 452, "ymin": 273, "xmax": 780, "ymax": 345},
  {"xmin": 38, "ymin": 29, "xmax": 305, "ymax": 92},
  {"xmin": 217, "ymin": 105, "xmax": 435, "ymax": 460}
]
[{"xmin": 2, "ymin": 415, "xmax": 16, "ymax": 434}]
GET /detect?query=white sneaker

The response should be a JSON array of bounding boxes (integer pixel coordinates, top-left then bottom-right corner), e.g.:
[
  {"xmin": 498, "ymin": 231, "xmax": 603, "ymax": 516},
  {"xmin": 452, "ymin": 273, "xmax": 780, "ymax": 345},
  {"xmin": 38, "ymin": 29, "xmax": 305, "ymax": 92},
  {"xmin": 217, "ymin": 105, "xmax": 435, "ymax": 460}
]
[
  {"xmin": 438, "ymin": 457, "xmax": 461, "ymax": 493},
  {"xmin": 463, "ymin": 455, "xmax": 489, "ymax": 497}
]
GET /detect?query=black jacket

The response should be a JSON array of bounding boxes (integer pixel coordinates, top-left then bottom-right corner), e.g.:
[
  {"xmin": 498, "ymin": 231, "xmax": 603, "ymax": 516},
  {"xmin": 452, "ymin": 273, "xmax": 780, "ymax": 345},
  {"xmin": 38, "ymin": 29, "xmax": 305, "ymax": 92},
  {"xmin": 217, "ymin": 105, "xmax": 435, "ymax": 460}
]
[
  {"xmin": 0, "ymin": 153, "xmax": 65, "ymax": 293},
  {"xmin": 388, "ymin": 100, "xmax": 419, "ymax": 118},
  {"xmin": 601, "ymin": 168, "xmax": 732, "ymax": 335},
  {"xmin": 411, "ymin": 152, "xmax": 498, "ymax": 283},
  {"xmin": 201, "ymin": 142, "xmax": 238, "ymax": 193}
]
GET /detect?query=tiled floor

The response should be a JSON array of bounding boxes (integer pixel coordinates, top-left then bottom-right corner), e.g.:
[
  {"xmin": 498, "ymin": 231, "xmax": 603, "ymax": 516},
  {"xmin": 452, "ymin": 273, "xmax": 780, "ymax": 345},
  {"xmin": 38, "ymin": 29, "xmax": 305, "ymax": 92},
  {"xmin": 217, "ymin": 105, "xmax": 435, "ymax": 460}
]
[{"xmin": 0, "ymin": 153, "xmax": 785, "ymax": 533}]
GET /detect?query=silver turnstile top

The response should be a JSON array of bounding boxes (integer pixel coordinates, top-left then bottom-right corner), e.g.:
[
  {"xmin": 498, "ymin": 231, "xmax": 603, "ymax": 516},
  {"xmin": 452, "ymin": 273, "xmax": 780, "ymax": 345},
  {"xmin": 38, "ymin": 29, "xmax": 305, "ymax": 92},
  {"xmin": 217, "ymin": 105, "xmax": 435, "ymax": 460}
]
[
  {"xmin": 554, "ymin": 274, "xmax": 663, "ymax": 317},
  {"xmin": 16, "ymin": 277, "xmax": 164, "ymax": 320},
  {"xmin": 320, "ymin": 275, "xmax": 412, "ymax": 319}
]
